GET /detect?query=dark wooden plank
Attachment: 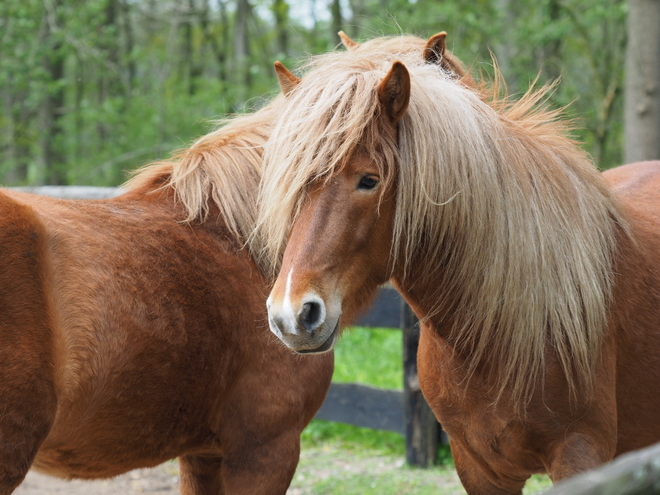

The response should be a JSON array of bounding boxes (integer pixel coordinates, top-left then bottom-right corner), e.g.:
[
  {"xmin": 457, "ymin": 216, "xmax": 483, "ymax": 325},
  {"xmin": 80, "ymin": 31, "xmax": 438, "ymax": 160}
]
[
  {"xmin": 402, "ymin": 302, "xmax": 440, "ymax": 467},
  {"xmin": 314, "ymin": 382, "xmax": 404, "ymax": 435},
  {"xmin": 355, "ymin": 286, "xmax": 402, "ymax": 329},
  {"xmin": 545, "ymin": 441, "xmax": 660, "ymax": 495}
]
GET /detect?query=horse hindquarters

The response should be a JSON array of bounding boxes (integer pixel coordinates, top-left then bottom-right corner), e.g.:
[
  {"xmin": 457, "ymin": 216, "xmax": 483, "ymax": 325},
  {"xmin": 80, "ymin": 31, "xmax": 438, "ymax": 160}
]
[{"xmin": 0, "ymin": 195, "xmax": 57, "ymax": 494}]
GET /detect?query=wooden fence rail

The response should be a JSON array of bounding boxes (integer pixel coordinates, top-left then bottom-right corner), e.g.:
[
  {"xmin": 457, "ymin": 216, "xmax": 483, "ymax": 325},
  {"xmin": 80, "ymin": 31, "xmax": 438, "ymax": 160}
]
[{"xmin": 14, "ymin": 186, "xmax": 443, "ymax": 467}]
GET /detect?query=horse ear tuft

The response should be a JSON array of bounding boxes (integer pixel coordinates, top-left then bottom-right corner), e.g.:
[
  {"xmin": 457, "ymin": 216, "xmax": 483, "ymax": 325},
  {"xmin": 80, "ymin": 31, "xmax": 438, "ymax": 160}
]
[
  {"xmin": 338, "ymin": 31, "xmax": 359, "ymax": 50},
  {"xmin": 423, "ymin": 31, "xmax": 447, "ymax": 65},
  {"xmin": 377, "ymin": 61, "xmax": 411, "ymax": 122},
  {"xmin": 274, "ymin": 61, "xmax": 300, "ymax": 96}
]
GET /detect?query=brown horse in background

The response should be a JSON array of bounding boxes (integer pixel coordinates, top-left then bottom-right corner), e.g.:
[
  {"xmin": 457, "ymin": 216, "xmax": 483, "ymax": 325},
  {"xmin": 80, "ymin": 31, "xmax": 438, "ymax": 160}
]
[
  {"xmin": 0, "ymin": 103, "xmax": 334, "ymax": 495},
  {"xmin": 258, "ymin": 38, "xmax": 660, "ymax": 494}
]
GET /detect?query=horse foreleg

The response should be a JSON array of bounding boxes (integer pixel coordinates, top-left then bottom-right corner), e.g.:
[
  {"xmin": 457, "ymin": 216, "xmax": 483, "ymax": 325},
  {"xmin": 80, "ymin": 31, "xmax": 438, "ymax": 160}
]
[
  {"xmin": 179, "ymin": 455, "xmax": 225, "ymax": 495},
  {"xmin": 0, "ymin": 370, "xmax": 56, "ymax": 494},
  {"xmin": 219, "ymin": 431, "xmax": 301, "ymax": 495},
  {"xmin": 451, "ymin": 440, "xmax": 526, "ymax": 495},
  {"xmin": 546, "ymin": 432, "xmax": 614, "ymax": 482}
]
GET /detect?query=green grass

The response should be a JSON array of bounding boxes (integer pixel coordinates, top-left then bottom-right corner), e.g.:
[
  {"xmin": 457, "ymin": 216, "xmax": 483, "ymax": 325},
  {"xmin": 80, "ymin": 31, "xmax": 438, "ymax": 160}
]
[
  {"xmin": 330, "ymin": 326, "xmax": 403, "ymax": 389},
  {"xmin": 301, "ymin": 327, "xmax": 406, "ymax": 457},
  {"xmin": 296, "ymin": 326, "xmax": 553, "ymax": 494}
]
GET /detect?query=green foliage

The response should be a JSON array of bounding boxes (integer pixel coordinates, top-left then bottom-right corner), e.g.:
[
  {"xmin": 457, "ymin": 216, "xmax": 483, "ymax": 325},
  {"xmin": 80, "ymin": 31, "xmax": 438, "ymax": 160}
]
[{"xmin": 0, "ymin": 0, "xmax": 628, "ymax": 185}]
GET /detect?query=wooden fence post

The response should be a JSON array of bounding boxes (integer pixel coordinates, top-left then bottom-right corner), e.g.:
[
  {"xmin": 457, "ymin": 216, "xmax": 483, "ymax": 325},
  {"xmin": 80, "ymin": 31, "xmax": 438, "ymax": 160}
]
[{"xmin": 402, "ymin": 301, "xmax": 439, "ymax": 467}]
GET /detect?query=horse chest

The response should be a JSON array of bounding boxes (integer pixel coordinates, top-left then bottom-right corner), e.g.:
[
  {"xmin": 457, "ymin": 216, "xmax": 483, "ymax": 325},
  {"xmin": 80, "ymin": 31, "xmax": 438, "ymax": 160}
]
[{"xmin": 417, "ymin": 324, "xmax": 545, "ymax": 474}]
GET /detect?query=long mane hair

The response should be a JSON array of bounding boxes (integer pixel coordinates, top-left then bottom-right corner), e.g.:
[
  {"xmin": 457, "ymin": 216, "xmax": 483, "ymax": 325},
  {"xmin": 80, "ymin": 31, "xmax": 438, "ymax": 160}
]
[
  {"xmin": 125, "ymin": 103, "xmax": 277, "ymax": 249},
  {"xmin": 257, "ymin": 48, "xmax": 625, "ymax": 404}
]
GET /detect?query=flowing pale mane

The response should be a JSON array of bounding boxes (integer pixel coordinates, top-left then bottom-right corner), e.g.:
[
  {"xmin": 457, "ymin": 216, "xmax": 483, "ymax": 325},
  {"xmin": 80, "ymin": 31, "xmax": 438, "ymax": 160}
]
[
  {"xmin": 258, "ymin": 51, "xmax": 625, "ymax": 404},
  {"xmin": 125, "ymin": 103, "xmax": 277, "ymax": 247}
]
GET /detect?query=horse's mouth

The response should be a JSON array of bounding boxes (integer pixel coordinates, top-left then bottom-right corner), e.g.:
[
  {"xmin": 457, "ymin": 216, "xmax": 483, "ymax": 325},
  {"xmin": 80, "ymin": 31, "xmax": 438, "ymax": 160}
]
[{"xmin": 298, "ymin": 319, "xmax": 340, "ymax": 354}]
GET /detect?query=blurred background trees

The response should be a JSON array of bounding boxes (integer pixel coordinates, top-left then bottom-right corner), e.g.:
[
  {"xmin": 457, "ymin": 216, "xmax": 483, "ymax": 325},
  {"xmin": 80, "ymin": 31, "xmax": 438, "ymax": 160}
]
[{"xmin": 0, "ymin": 0, "xmax": 649, "ymax": 186}]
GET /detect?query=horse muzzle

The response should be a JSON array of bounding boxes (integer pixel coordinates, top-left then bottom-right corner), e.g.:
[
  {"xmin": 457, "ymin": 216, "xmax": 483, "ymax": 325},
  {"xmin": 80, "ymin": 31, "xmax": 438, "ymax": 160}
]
[{"xmin": 267, "ymin": 293, "xmax": 341, "ymax": 354}]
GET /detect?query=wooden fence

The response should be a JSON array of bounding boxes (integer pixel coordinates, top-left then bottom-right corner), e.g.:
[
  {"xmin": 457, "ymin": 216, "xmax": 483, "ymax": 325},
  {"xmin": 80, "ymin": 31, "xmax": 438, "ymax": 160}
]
[{"xmin": 15, "ymin": 186, "xmax": 443, "ymax": 467}]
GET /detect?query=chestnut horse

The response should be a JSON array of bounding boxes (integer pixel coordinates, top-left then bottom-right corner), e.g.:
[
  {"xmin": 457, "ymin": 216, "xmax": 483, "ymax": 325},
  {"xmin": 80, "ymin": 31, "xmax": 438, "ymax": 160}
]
[
  {"xmin": 0, "ymin": 104, "xmax": 335, "ymax": 495},
  {"xmin": 257, "ymin": 41, "xmax": 660, "ymax": 493}
]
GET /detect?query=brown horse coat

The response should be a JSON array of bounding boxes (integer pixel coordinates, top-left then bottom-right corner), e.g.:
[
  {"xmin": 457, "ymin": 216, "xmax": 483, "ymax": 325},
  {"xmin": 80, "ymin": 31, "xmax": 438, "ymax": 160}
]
[{"xmin": 0, "ymin": 147, "xmax": 332, "ymax": 494}]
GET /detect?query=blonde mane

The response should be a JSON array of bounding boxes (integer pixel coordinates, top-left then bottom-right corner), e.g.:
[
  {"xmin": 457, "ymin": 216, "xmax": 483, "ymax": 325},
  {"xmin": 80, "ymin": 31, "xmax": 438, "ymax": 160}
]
[
  {"xmin": 257, "ymin": 48, "xmax": 624, "ymax": 404},
  {"xmin": 125, "ymin": 103, "xmax": 277, "ymax": 248}
]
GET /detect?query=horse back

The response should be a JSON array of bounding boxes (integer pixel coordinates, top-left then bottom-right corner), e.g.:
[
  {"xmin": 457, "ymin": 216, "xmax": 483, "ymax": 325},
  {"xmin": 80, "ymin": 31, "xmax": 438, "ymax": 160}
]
[
  {"xmin": 603, "ymin": 160, "xmax": 660, "ymax": 222},
  {"xmin": 602, "ymin": 162, "xmax": 660, "ymax": 453}
]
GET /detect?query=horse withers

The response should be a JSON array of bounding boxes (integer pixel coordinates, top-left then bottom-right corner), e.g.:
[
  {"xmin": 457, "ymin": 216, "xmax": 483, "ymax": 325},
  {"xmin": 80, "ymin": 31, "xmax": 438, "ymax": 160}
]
[
  {"xmin": 0, "ymin": 105, "xmax": 333, "ymax": 495},
  {"xmin": 257, "ymin": 36, "xmax": 660, "ymax": 494}
]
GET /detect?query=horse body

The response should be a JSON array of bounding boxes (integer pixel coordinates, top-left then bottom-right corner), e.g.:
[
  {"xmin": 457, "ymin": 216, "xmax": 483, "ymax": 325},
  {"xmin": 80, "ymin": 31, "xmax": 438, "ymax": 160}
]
[
  {"xmin": 0, "ymin": 116, "xmax": 333, "ymax": 494},
  {"xmin": 257, "ymin": 35, "xmax": 660, "ymax": 494}
]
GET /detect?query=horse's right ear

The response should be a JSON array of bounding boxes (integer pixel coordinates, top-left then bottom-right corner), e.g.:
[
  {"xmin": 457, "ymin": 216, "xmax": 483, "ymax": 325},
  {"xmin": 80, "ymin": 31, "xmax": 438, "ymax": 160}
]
[
  {"xmin": 274, "ymin": 61, "xmax": 300, "ymax": 96},
  {"xmin": 377, "ymin": 61, "xmax": 410, "ymax": 122},
  {"xmin": 423, "ymin": 32, "xmax": 448, "ymax": 65},
  {"xmin": 338, "ymin": 31, "xmax": 359, "ymax": 50}
]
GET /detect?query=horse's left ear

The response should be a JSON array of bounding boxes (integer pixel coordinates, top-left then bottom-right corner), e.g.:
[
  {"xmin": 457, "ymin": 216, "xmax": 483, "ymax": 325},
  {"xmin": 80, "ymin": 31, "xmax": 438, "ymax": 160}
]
[
  {"xmin": 423, "ymin": 31, "xmax": 447, "ymax": 65},
  {"xmin": 338, "ymin": 31, "xmax": 359, "ymax": 50},
  {"xmin": 274, "ymin": 61, "xmax": 300, "ymax": 96},
  {"xmin": 378, "ymin": 61, "xmax": 411, "ymax": 122}
]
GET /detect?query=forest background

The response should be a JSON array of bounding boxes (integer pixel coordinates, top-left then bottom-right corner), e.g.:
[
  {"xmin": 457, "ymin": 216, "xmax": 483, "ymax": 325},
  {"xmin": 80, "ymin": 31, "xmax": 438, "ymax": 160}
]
[{"xmin": 0, "ymin": 0, "xmax": 646, "ymax": 186}]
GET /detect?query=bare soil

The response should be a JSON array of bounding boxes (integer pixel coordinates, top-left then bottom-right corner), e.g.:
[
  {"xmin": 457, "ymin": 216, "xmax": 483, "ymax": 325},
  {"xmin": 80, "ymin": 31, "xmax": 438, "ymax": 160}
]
[{"xmin": 14, "ymin": 448, "xmax": 466, "ymax": 495}]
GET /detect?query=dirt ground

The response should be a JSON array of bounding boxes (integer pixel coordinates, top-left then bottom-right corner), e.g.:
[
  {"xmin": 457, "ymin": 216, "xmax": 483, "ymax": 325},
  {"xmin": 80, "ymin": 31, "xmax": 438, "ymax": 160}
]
[
  {"xmin": 13, "ymin": 448, "xmax": 467, "ymax": 495},
  {"xmin": 15, "ymin": 463, "xmax": 180, "ymax": 494}
]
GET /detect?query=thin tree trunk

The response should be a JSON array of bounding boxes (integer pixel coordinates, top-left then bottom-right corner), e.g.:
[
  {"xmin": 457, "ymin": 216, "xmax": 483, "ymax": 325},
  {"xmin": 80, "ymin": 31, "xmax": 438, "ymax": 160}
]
[
  {"xmin": 234, "ymin": 0, "xmax": 252, "ymax": 98},
  {"xmin": 40, "ymin": 25, "xmax": 66, "ymax": 184},
  {"xmin": 272, "ymin": 0, "xmax": 288, "ymax": 57},
  {"xmin": 543, "ymin": 0, "xmax": 562, "ymax": 83},
  {"xmin": 330, "ymin": 0, "xmax": 342, "ymax": 47},
  {"xmin": 493, "ymin": 0, "xmax": 518, "ymax": 93},
  {"xmin": 348, "ymin": 0, "xmax": 366, "ymax": 39},
  {"xmin": 624, "ymin": 0, "xmax": 660, "ymax": 162},
  {"xmin": 121, "ymin": 0, "xmax": 136, "ymax": 94},
  {"xmin": 182, "ymin": 0, "xmax": 195, "ymax": 95}
]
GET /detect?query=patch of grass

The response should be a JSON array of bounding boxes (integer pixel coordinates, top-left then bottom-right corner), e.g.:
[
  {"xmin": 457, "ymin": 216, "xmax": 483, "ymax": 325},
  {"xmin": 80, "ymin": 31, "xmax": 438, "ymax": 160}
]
[
  {"xmin": 301, "ymin": 420, "xmax": 405, "ymax": 456},
  {"xmin": 301, "ymin": 327, "xmax": 406, "ymax": 457},
  {"xmin": 331, "ymin": 326, "xmax": 403, "ymax": 389}
]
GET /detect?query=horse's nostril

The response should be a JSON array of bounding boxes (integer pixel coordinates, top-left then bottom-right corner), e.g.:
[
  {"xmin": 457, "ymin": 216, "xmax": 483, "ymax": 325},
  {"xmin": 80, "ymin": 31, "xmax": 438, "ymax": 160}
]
[{"xmin": 300, "ymin": 301, "xmax": 322, "ymax": 333}]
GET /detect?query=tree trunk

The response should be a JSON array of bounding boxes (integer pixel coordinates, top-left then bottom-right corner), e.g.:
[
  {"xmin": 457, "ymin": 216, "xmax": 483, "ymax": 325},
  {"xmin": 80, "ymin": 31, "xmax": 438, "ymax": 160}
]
[
  {"xmin": 492, "ymin": 0, "xmax": 518, "ymax": 92},
  {"xmin": 272, "ymin": 0, "xmax": 288, "ymax": 57},
  {"xmin": 120, "ymin": 0, "xmax": 136, "ymax": 94},
  {"xmin": 39, "ymin": 5, "xmax": 67, "ymax": 185},
  {"xmin": 542, "ymin": 0, "xmax": 562, "ymax": 83},
  {"xmin": 182, "ymin": 0, "xmax": 196, "ymax": 95},
  {"xmin": 234, "ymin": 0, "xmax": 251, "ymax": 92},
  {"xmin": 330, "ymin": 0, "xmax": 342, "ymax": 47},
  {"xmin": 624, "ymin": 0, "xmax": 660, "ymax": 163}
]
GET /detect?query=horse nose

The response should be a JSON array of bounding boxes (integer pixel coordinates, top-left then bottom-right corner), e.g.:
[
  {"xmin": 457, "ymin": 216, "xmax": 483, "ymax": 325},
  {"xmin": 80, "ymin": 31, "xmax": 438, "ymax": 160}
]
[{"xmin": 298, "ymin": 299, "xmax": 324, "ymax": 333}]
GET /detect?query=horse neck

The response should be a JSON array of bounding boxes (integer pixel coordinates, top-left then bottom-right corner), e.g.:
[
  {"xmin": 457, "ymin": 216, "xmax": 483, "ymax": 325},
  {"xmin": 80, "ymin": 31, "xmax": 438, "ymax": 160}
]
[{"xmin": 390, "ymin": 261, "xmax": 458, "ymax": 342}]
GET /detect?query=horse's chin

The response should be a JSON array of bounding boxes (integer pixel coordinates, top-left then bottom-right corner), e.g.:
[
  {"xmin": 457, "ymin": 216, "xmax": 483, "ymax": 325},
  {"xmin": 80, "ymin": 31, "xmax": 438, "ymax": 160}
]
[{"xmin": 296, "ymin": 319, "xmax": 340, "ymax": 354}]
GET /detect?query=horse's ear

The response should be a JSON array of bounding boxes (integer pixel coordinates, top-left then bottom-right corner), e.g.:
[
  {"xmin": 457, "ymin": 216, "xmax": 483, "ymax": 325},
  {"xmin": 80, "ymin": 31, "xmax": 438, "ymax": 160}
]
[
  {"xmin": 338, "ymin": 31, "xmax": 359, "ymax": 50},
  {"xmin": 423, "ymin": 31, "xmax": 447, "ymax": 65},
  {"xmin": 274, "ymin": 61, "xmax": 300, "ymax": 96},
  {"xmin": 377, "ymin": 61, "xmax": 410, "ymax": 122}
]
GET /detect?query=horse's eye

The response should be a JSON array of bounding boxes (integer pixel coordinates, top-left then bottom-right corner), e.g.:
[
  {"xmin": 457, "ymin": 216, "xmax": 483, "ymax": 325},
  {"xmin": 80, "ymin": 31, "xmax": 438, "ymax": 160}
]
[{"xmin": 357, "ymin": 175, "xmax": 379, "ymax": 190}]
